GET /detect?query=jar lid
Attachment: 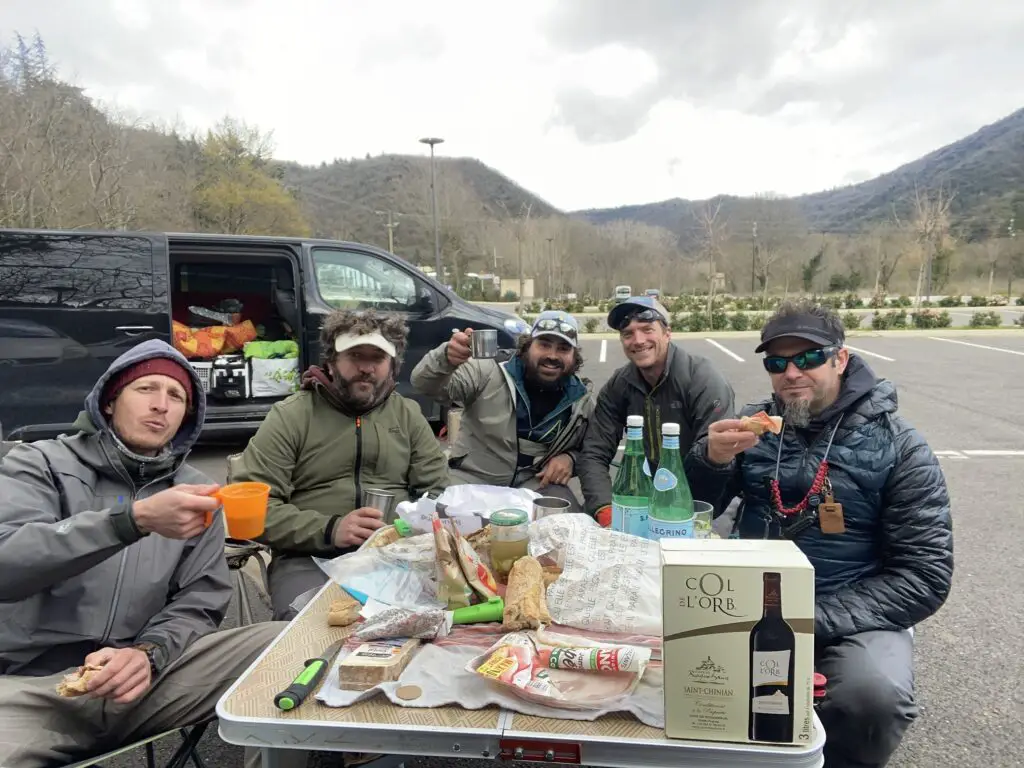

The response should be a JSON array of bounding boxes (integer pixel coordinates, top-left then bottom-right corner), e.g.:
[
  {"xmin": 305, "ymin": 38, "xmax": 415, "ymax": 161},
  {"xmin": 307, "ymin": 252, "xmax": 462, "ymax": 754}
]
[{"xmin": 490, "ymin": 508, "xmax": 528, "ymax": 526}]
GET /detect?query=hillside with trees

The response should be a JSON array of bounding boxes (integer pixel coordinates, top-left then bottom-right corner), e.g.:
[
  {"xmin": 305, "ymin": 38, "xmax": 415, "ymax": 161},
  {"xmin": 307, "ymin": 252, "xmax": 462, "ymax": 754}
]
[{"xmin": 2, "ymin": 32, "xmax": 1023, "ymax": 304}]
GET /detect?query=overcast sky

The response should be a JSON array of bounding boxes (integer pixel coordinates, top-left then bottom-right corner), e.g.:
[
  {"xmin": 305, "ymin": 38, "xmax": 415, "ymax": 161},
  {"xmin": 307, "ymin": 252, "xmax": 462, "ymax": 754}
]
[{"xmin": 6, "ymin": 0, "xmax": 1024, "ymax": 211}]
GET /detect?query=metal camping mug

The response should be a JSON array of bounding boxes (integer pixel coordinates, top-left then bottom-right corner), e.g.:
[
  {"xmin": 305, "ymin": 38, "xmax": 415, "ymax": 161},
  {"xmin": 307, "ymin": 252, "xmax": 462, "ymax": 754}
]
[
  {"xmin": 471, "ymin": 329, "xmax": 498, "ymax": 359},
  {"xmin": 362, "ymin": 489, "xmax": 396, "ymax": 517},
  {"xmin": 533, "ymin": 496, "xmax": 571, "ymax": 520}
]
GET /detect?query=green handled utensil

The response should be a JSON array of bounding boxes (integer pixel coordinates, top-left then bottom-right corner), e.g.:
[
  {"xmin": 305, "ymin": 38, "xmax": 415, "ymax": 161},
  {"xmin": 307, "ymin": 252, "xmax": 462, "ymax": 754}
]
[{"xmin": 274, "ymin": 638, "xmax": 347, "ymax": 711}]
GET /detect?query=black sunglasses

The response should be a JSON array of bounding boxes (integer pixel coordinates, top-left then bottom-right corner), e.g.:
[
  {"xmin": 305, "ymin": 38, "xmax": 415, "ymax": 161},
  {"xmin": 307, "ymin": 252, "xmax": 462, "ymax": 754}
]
[
  {"xmin": 533, "ymin": 318, "xmax": 578, "ymax": 340},
  {"xmin": 762, "ymin": 346, "xmax": 838, "ymax": 374},
  {"xmin": 614, "ymin": 308, "xmax": 662, "ymax": 331}
]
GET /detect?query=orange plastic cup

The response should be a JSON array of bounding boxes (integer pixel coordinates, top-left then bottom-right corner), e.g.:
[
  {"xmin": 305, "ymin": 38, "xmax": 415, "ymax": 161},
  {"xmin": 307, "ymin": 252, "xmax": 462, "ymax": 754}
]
[{"xmin": 205, "ymin": 482, "xmax": 270, "ymax": 540}]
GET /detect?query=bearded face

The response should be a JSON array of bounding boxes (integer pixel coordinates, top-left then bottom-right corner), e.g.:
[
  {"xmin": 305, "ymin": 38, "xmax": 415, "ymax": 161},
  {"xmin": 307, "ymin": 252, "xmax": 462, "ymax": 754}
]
[
  {"xmin": 522, "ymin": 336, "xmax": 576, "ymax": 388},
  {"xmin": 330, "ymin": 345, "xmax": 394, "ymax": 409}
]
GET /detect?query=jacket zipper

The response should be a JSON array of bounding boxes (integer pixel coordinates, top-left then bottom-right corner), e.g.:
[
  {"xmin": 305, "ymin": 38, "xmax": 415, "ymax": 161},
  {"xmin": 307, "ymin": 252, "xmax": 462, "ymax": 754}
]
[
  {"xmin": 98, "ymin": 439, "xmax": 136, "ymax": 645},
  {"xmin": 354, "ymin": 416, "xmax": 364, "ymax": 510},
  {"xmin": 97, "ymin": 439, "xmax": 180, "ymax": 645}
]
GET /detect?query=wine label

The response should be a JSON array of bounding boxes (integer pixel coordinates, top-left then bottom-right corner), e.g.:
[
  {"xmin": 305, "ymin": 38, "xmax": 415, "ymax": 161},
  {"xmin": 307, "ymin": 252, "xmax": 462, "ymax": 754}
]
[
  {"xmin": 648, "ymin": 516, "xmax": 694, "ymax": 539},
  {"xmin": 752, "ymin": 690, "xmax": 791, "ymax": 715},
  {"xmin": 643, "ymin": 458, "xmax": 652, "ymax": 477},
  {"xmin": 653, "ymin": 467, "xmax": 678, "ymax": 491},
  {"xmin": 611, "ymin": 502, "xmax": 649, "ymax": 538},
  {"xmin": 751, "ymin": 649, "xmax": 791, "ymax": 687}
]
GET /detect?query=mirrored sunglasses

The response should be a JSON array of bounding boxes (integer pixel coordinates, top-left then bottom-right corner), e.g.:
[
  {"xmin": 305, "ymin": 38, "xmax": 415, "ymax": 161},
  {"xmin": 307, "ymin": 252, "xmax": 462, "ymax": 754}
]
[{"xmin": 762, "ymin": 346, "xmax": 838, "ymax": 374}]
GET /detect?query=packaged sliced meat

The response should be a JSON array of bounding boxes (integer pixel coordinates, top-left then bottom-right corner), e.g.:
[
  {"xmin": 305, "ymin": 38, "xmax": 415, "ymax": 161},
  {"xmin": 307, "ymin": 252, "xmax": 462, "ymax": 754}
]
[{"xmin": 468, "ymin": 631, "xmax": 648, "ymax": 711}]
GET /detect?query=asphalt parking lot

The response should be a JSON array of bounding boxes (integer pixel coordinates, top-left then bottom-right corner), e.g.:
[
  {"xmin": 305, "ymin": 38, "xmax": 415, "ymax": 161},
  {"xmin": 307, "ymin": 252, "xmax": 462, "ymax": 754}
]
[{"xmin": 114, "ymin": 330, "xmax": 1024, "ymax": 767}]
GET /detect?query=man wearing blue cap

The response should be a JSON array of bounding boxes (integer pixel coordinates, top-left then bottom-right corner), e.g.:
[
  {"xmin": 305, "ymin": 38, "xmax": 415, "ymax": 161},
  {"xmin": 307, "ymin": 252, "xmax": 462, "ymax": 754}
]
[
  {"xmin": 411, "ymin": 310, "xmax": 592, "ymax": 510},
  {"xmin": 577, "ymin": 296, "xmax": 735, "ymax": 525}
]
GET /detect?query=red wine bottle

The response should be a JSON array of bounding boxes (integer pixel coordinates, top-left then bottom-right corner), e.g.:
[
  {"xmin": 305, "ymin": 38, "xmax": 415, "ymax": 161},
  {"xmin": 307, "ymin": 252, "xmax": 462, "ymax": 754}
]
[{"xmin": 748, "ymin": 571, "xmax": 796, "ymax": 742}]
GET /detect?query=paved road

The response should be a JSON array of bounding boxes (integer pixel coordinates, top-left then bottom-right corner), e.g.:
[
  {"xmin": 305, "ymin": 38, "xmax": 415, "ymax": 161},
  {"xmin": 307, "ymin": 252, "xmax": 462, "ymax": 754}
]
[{"xmin": 110, "ymin": 331, "xmax": 1023, "ymax": 767}]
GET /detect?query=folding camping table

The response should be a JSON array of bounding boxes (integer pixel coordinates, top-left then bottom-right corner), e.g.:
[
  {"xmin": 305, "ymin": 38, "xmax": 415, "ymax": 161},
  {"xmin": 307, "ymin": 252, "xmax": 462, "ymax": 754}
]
[{"xmin": 217, "ymin": 583, "xmax": 826, "ymax": 767}]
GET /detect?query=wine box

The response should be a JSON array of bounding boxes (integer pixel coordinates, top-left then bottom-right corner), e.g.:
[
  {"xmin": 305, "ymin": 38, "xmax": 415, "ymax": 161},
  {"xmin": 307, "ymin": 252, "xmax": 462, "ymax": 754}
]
[{"xmin": 661, "ymin": 539, "xmax": 815, "ymax": 746}]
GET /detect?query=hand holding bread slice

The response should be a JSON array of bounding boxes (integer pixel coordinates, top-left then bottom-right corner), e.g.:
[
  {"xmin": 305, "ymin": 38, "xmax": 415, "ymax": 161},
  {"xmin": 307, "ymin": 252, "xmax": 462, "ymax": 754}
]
[
  {"xmin": 739, "ymin": 410, "xmax": 783, "ymax": 436},
  {"xmin": 56, "ymin": 664, "xmax": 105, "ymax": 697}
]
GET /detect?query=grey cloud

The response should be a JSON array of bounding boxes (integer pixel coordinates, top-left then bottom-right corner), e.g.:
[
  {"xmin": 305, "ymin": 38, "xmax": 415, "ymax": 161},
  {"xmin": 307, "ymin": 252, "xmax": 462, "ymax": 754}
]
[
  {"xmin": 3, "ymin": 0, "xmax": 244, "ymax": 117},
  {"xmin": 542, "ymin": 0, "xmax": 1024, "ymax": 151}
]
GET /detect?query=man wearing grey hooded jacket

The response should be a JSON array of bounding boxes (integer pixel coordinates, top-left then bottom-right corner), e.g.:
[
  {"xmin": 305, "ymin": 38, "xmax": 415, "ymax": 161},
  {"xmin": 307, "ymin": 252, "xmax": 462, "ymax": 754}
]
[{"xmin": 0, "ymin": 340, "xmax": 287, "ymax": 767}]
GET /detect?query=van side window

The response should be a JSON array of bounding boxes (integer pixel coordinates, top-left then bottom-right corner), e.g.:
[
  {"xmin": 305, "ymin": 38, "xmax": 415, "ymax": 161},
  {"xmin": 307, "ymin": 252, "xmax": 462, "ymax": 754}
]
[
  {"xmin": 311, "ymin": 247, "xmax": 425, "ymax": 313},
  {"xmin": 0, "ymin": 233, "xmax": 155, "ymax": 309}
]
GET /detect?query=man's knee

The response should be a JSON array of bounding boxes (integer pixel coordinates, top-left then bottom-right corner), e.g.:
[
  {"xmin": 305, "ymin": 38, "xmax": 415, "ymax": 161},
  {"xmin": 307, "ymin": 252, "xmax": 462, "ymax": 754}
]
[{"xmin": 819, "ymin": 631, "xmax": 918, "ymax": 765}]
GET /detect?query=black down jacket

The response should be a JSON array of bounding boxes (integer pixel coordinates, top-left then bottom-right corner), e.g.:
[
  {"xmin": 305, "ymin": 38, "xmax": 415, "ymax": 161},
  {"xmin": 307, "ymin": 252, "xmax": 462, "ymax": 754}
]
[{"xmin": 688, "ymin": 355, "xmax": 954, "ymax": 642}]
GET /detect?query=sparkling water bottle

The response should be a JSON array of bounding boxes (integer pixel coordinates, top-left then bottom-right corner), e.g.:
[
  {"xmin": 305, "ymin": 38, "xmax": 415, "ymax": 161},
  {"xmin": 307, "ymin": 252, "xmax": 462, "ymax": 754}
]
[
  {"xmin": 611, "ymin": 415, "xmax": 654, "ymax": 537},
  {"xmin": 648, "ymin": 422, "xmax": 695, "ymax": 539}
]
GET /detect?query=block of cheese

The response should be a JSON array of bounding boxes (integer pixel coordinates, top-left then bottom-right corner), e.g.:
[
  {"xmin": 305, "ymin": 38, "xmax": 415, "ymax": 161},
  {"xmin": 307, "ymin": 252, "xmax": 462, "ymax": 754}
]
[{"xmin": 338, "ymin": 638, "xmax": 421, "ymax": 691}]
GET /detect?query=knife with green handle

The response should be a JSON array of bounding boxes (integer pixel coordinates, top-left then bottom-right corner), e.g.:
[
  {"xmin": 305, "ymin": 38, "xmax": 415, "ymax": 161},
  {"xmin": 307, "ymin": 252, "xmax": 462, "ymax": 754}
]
[{"xmin": 274, "ymin": 638, "xmax": 347, "ymax": 711}]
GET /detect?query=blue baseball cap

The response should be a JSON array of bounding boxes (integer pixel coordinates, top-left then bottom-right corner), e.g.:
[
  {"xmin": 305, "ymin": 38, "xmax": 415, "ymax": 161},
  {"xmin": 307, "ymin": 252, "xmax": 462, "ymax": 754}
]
[
  {"xmin": 607, "ymin": 296, "xmax": 670, "ymax": 331},
  {"xmin": 530, "ymin": 310, "xmax": 579, "ymax": 348}
]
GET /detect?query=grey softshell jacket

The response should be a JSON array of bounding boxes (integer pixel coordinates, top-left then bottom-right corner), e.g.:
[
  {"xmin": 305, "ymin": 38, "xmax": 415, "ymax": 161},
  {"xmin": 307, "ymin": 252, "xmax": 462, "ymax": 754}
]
[{"xmin": 0, "ymin": 339, "xmax": 232, "ymax": 677}]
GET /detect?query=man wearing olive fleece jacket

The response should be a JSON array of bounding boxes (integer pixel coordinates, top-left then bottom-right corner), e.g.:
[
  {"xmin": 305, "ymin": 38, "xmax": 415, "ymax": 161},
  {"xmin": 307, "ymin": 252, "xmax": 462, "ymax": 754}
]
[
  {"xmin": 0, "ymin": 340, "xmax": 287, "ymax": 768},
  {"xmin": 234, "ymin": 309, "xmax": 450, "ymax": 620}
]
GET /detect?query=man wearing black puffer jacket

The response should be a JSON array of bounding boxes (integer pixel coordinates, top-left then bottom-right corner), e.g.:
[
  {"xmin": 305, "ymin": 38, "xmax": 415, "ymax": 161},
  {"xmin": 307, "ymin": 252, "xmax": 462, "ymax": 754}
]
[{"xmin": 688, "ymin": 299, "xmax": 953, "ymax": 768}]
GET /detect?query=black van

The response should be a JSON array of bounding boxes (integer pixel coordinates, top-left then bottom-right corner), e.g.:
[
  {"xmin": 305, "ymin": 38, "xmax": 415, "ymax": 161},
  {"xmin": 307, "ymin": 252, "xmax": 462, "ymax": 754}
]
[{"xmin": 0, "ymin": 229, "xmax": 527, "ymax": 442}]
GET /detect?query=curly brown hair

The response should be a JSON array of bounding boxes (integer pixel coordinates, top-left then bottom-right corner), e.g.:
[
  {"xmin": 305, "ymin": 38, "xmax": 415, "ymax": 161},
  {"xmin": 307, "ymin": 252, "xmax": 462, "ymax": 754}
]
[
  {"xmin": 515, "ymin": 333, "xmax": 584, "ymax": 377},
  {"xmin": 319, "ymin": 309, "xmax": 409, "ymax": 371}
]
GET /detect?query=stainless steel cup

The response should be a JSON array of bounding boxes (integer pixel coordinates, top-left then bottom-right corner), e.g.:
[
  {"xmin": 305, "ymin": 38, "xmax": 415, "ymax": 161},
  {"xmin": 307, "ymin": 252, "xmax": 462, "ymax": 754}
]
[
  {"xmin": 471, "ymin": 329, "xmax": 498, "ymax": 359},
  {"xmin": 533, "ymin": 496, "xmax": 571, "ymax": 520},
  {"xmin": 362, "ymin": 488, "xmax": 396, "ymax": 517}
]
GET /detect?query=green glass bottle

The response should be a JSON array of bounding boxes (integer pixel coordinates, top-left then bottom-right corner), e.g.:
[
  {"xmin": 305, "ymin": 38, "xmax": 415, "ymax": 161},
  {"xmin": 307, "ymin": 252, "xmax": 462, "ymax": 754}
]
[
  {"xmin": 648, "ymin": 422, "xmax": 696, "ymax": 539},
  {"xmin": 611, "ymin": 415, "xmax": 654, "ymax": 537}
]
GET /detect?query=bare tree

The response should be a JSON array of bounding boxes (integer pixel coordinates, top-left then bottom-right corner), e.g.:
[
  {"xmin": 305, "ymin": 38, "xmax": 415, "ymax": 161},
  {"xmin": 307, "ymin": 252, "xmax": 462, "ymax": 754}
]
[
  {"xmin": 694, "ymin": 200, "xmax": 728, "ymax": 321},
  {"xmin": 895, "ymin": 184, "xmax": 956, "ymax": 306}
]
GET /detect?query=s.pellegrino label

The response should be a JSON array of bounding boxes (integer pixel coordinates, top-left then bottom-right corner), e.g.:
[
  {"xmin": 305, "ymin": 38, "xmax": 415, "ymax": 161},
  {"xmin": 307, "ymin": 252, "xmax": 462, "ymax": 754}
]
[
  {"xmin": 648, "ymin": 423, "xmax": 695, "ymax": 540},
  {"xmin": 611, "ymin": 417, "xmax": 653, "ymax": 538}
]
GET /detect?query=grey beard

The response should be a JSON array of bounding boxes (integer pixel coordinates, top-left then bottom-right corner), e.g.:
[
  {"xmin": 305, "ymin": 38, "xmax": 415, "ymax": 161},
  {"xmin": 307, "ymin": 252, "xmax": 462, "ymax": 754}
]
[{"xmin": 782, "ymin": 398, "xmax": 812, "ymax": 428}]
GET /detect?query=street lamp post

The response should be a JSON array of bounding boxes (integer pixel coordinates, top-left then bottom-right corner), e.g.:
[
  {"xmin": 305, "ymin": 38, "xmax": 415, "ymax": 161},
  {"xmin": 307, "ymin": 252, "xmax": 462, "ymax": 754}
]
[{"xmin": 419, "ymin": 137, "xmax": 444, "ymax": 284}]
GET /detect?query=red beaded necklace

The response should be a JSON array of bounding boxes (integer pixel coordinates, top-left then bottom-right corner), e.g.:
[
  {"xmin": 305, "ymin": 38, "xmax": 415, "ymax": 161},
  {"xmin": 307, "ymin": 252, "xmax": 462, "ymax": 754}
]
[
  {"xmin": 769, "ymin": 417, "xmax": 843, "ymax": 517},
  {"xmin": 770, "ymin": 460, "xmax": 829, "ymax": 516}
]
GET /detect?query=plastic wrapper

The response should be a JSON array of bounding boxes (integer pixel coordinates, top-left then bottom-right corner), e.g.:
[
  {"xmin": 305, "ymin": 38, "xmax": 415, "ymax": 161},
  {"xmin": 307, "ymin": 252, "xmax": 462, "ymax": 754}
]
[
  {"xmin": 355, "ymin": 606, "xmax": 451, "ymax": 641},
  {"xmin": 502, "ymin": 556, "xmax": 552, "ymax": 631},
  {"xmin": 467, "ymin": 631, "xmax": 650, "ymax": 711},
  {"xmin": 314, "ymin": 535, "xmax": 442, "ymax": 611},
  {"xmin": 451, "ymin": 522, "xmax": 499, "ymax": 601},
  {"xmin": 433, "ymin": 513, "xmax": 474, "ymax": 609},
  {"xmin": 537, "ymin": 645, "xmax": 648, "ymax": 674}
]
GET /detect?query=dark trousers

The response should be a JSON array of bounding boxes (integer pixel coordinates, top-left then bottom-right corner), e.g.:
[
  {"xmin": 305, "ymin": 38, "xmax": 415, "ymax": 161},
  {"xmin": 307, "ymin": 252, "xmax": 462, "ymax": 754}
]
[
  {"xmin": 817, "ymin": 629, "xmax": 918, "ymax": 767},
  {"xmin": 267, "ymin": 555, "xmax": 330, "ymax": 621}
]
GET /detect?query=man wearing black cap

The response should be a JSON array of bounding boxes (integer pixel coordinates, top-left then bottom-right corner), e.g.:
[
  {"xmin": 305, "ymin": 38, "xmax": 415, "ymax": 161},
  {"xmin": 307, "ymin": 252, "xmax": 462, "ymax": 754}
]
[
  {"xmin": 688, "ymin": 298, "xmax": 953, "ymax": 768},
  {"xmin": 577, "ymin": 296, "xmax": 734, "ymax": 525}
]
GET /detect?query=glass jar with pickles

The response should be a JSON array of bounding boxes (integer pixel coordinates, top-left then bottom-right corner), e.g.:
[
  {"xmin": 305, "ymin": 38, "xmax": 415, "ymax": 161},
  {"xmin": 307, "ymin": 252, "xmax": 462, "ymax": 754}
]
[{"xmin": 488, "ymin": 508, "xmax": 529, "ymax": 583}]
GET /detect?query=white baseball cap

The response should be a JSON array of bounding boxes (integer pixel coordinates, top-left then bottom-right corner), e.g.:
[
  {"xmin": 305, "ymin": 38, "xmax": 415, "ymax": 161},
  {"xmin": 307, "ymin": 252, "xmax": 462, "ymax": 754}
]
[{"xmin": 334, "ymin": 331, "xmax": 397, "ymax": 358}]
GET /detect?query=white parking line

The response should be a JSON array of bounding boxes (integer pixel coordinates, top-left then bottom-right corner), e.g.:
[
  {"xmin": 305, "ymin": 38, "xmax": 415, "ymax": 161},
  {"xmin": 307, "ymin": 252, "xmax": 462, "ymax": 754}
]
[
  {"xmin": 846, "ymin": 345, "xmax": 895, "ymax": 362},
  {"xmin": 928, "ymin": 337, "xmax": 1024, "ymax": 356},
  {"xmin": 599, "ymin": 339, "xmax": 607, "ymax": 363},
  {"xmin": 961, "ymin": 449, "xmax": 1024, "ymax": 457},
  {"xmin": 705, "ymin": 338, "xmax": 745, "ymax": 362}
]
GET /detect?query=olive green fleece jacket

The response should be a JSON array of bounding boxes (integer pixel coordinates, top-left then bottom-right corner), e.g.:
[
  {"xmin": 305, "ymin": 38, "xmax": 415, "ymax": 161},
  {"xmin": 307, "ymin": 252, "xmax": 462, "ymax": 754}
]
[{"xmin": 233, "ymin": 389, "xmax": 449, "ymax": 555}]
